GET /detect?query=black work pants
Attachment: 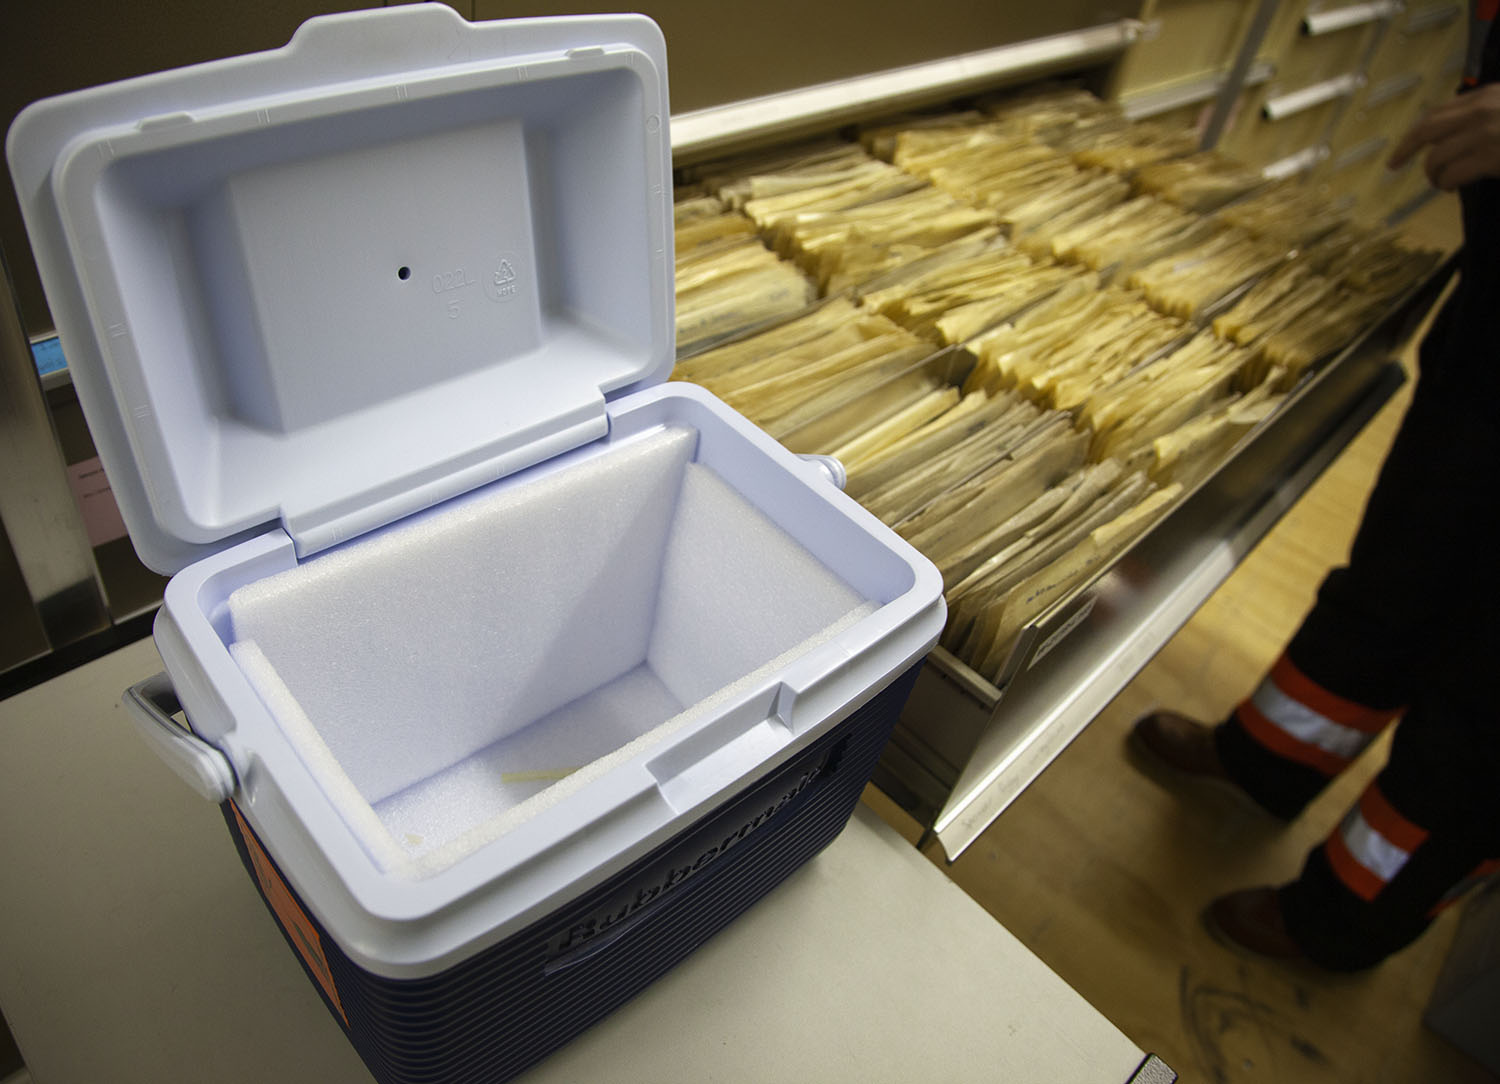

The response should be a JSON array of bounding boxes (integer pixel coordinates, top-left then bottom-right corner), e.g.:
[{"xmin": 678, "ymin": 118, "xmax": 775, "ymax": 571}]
[{"xmin": 1213, "ymin": 275, "xmax": 1500, "ymax": 971}]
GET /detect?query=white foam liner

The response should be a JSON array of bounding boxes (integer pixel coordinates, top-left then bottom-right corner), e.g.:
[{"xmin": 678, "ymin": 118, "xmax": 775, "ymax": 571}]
[{"xmin": 226, "ymin": 426, "xmax": 874, "ymax": 876}]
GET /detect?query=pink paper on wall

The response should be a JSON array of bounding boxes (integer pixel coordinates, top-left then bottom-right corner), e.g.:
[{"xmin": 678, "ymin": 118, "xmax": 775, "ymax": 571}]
[{"xmin": 65, "ymin": 456, "xmax": 129, "ymax": 547}]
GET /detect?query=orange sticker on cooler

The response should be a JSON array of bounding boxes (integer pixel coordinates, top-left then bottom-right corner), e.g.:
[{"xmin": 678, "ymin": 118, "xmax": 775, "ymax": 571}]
[{"xmin": 232, "ymin": 804, "xmax": 348, "ymax": 1025}]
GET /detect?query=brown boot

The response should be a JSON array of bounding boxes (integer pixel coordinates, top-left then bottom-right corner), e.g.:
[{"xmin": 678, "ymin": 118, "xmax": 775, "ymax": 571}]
[
  {"xmin": 1204, "ymin": 886, "xmax": 1304, "ymax": 961},
  {"xmin": 1130, "ymin": 710, "xmax": 1230, "ymax": 781},
  {"xmin": 1128, "ymin": 710, "xmax": 1282, "ymax": 820}
]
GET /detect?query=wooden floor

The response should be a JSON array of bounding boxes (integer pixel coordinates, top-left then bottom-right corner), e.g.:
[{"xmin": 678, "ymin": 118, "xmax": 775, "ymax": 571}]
[{"xmin": 864, "ymin": 194, "xmax": 1495, "ymax": 1083}]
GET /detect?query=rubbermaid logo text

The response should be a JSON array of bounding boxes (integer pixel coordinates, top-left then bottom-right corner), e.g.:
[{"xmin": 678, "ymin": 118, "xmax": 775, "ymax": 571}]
[{"xmin": 548, "ymin": 757, "xmax": 828, "ymax": 959}]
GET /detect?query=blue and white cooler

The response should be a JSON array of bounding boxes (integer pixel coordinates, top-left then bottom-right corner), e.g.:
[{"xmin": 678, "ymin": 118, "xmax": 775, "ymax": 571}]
[{"xmin": 7, "ymin": 8, "xmax": 946, "ymax": 1083}]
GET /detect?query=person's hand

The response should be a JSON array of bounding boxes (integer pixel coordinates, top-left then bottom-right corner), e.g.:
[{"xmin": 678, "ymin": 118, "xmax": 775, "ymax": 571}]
[{"xmin": 1387, "ymin": 84, "xmax": 1500, "ymax": 191}]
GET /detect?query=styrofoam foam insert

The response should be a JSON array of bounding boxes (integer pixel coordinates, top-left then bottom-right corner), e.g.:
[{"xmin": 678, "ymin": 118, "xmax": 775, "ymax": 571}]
[
  {"xmin": 375, "ymin": 664, "xmax": 683, "ymax": 852},
  {"xmin": 230, "ymin": 426, "xmax": 698, "ymax": 803},
  {"xmin": 647, "ymin": 463, "xmax": 878, "ymax": 704},
  {"xmin": 226, "ymin": 425, "xmax": 871, "ymax": 875},
  {"xmin": 231, "ymin": 605, "xmax": 874, "ymax": 876}
]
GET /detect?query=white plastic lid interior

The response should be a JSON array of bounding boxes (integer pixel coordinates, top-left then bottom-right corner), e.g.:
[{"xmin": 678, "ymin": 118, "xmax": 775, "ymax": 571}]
[{"xmin": 19, "ymin": 10, "xmax": 674, "ymax": 571}]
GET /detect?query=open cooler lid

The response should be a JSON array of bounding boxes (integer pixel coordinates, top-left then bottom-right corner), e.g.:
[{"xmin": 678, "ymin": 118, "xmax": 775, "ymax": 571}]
[{"xmin": 7, "ymin": 6, "xmax": 674, "ymax": 573}]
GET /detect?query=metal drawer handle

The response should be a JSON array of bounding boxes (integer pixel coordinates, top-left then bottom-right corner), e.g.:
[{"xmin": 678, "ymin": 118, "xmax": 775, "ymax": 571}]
[{"xmin": 123, "ymin": 673, "xmax": 236, "ymax": 803}]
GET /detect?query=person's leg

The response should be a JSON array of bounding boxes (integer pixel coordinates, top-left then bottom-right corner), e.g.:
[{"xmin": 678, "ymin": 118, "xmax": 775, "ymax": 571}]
[
  {"xmin": 1210, "ymin": 309, "xmax": 1490, "ymax": 818},
  {"xmin": 1215, "ymin": 361, "xmax": 1500, "ymax": 964},
  {"xmin": 1213, "ymin": 641, "xmax": 1404, "ymax": 819},
  {"xmin": 1277, "ymin": 680, "xmax": 1500, "ymax": 970},
  {"xmin": 1190, "ymin": 271, "xmax": 1498, "ymax": 964}
]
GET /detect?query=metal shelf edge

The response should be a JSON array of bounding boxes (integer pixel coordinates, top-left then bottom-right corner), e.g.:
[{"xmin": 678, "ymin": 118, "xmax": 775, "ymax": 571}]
[{"xmin": 669, "ymin": 21, "xmax": 1142, "ymax": 162}]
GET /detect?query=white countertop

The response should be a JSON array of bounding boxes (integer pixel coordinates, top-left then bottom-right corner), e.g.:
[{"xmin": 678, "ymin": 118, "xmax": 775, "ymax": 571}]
[{"xmin": 0, "ymin": 638, "xmax": 1151, "ymax": 1083}]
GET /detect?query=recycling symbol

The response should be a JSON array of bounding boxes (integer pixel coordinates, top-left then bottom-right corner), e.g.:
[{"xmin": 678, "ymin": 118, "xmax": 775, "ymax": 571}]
[{"xmin": 485, "ymin": 254, "xmax": 521, "ymax": 303}]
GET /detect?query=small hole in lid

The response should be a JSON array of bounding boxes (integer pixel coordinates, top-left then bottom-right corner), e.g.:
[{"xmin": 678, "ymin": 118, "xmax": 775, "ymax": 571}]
[{"xmin": 397, "ymin": 266, "xmax": 411, "ymax": 281}]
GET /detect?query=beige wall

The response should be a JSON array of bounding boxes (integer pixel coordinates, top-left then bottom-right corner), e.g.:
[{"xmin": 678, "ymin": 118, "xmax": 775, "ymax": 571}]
[
  {"xmin": 2, "ymin": 0, "xmax": 370, "ymax": 334},
  {"xmin": 2, "ymin": 0, "xmax": 1133, "ymax": 335},
  {"xmin": 472, "ymin": 1, "xmax": 1133, "ymax": 112}
]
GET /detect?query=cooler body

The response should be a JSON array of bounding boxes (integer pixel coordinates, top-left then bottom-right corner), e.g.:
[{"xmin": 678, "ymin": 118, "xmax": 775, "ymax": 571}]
[
  {"xmin": 148, "ymin": 378, "xmax": 943, "ymax": 1081},
  {"xmin": 8, "ymin": 9, "xmax": 947, "ymax": 1081},
  {"xmin": 223, "ymin": 663, "xmax": 919, "ymax": 1084}
]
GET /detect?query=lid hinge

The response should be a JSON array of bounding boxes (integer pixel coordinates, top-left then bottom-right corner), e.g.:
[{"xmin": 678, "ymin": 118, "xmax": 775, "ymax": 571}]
[{"xmin": 284, "ymin": 411, "xmax": 610, "ymax": 559}]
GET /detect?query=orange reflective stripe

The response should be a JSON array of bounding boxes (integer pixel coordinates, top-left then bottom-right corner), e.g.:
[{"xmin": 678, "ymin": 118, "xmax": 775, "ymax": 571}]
[
  {"xmin": 1269, "ymin": 656, "xmax": 1395, "ymax": 733},
  {"xmin": 1325, "ymin": 827, "xmax": 1385, "ymax": 901},
  {"xmin": 1323, "ymin": 785, "xmax": 1428, "ymax": 903},
  {"xmin": 1359, "ymin": 785, "xmax": 1428, "ymax": 854},
  {"xmin": 1428, "ymin": 858, "xmax": 1500, "ymax": 917},
  {"xmin": 1235, "ymin": 699, "xmax": 1352, "ymax": 776}
]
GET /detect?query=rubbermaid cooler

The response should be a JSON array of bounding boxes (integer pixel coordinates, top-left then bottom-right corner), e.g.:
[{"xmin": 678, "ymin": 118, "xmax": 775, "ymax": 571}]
[{"xmin": 6, "ymin": 7, "xmax": 946, "ymax": 1083}]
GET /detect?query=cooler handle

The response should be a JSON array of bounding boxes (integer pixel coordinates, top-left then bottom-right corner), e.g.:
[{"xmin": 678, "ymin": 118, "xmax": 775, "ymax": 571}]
[{"xmin": 124, "ymin": 673, "xmax": 237, "ymax": 803}]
